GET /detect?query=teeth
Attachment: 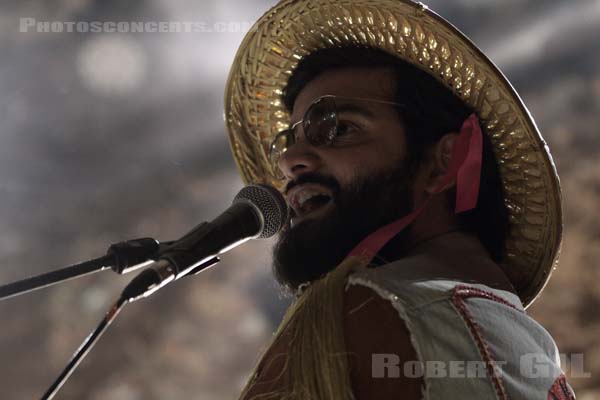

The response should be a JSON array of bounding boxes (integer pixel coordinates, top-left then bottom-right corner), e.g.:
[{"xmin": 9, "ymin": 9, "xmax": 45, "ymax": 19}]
[{"xmin": 296, "ymin": 189, "xmax": 330, "ymax": 207}]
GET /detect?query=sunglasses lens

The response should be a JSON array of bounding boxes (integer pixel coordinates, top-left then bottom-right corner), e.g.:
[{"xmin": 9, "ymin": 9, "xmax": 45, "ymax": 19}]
[
  {"xmin": 268, "ymin": 96, "xmax": 340, "ymax": 180},
  {"xmin": 304, "ymin": 97, "xmax": 337, "ymax": 146}
]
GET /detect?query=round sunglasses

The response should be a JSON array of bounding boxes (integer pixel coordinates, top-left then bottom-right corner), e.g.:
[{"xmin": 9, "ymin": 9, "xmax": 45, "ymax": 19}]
[{"xmin": 268, "ymin": 95, "xmax": 405, "ymax": 179}]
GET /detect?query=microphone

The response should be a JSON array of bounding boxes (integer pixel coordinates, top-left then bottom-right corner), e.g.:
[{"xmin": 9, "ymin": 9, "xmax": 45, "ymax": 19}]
[{"xmin": 122, "ymin": 184, "xmax": 288, "ymax": 301}]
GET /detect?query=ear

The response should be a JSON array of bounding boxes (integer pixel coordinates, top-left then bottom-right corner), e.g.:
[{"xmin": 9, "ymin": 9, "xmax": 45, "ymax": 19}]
[{"xmin": 424, "ymin": 133, "xmax": 458, "ymax": 194}]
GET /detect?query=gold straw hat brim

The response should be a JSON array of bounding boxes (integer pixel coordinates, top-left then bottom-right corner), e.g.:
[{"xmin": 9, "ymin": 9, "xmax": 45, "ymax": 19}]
[{"xmin": 224, "ymin": 0, "xmax": 563, "ymax": 307}]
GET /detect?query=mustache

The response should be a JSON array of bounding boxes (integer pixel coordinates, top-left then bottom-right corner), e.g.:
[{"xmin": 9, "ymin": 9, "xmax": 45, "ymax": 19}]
[{"xmin": 284, "ymin": 172, "xmax": 342, "ymax": 197}]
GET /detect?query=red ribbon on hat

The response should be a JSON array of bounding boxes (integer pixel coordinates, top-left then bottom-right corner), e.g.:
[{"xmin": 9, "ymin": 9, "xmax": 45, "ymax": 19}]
[{"xmin": 347, "ymin": 113, "xmax": 483, "ymax": 263}]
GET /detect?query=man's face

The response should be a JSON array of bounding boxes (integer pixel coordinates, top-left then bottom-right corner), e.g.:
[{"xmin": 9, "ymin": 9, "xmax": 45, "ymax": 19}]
[{"xmin": 272, "ymin": 67, "xmax": 418, "ymax": 291}]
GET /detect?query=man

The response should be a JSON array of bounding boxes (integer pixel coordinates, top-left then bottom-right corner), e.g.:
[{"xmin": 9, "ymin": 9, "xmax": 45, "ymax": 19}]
[{"xmin": 224, "ymin": 1, "xmax": 573, "ymax": 398}]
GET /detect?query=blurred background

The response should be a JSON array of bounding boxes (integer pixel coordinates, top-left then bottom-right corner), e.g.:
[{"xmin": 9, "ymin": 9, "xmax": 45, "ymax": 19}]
[{"xmin": 0, "ymin": 0, "xmax": 598, "ymax": 398}]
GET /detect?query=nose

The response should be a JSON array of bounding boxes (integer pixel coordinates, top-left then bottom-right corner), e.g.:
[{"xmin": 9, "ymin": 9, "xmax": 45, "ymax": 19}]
[{"xmin": 277, "ymin": 135, "xmax": 322, "ymax": 180}]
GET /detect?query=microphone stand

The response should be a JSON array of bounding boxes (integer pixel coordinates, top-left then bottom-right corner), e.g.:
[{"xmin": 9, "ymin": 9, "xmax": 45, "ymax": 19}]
[
  {"xmin": 0, "ymin": 237, "xmax": 172, "ymax": 301},
  {"xmin": 41, "ymin": 296, "xmax": 128, "ymax": 400},
  {"xmin": 41, "ymin": 256, "xmax": 220, "ymax": 400}
]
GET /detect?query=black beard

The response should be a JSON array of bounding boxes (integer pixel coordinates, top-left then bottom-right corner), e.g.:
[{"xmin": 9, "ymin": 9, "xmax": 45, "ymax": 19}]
[{"xmin": 272, "ymin": 162, "xmax": 415, "ymax": 293}]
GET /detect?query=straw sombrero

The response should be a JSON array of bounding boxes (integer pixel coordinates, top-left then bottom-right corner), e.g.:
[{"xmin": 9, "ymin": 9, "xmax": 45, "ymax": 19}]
[{"xmin": 223, "ymin": 0, "xmax": 562, "ymax": 307}]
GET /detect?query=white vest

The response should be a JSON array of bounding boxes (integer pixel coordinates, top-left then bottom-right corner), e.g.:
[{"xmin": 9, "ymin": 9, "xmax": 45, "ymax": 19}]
[{"xmin": 347, "ymin": 256, "xmax": 575, "ymax": 399}]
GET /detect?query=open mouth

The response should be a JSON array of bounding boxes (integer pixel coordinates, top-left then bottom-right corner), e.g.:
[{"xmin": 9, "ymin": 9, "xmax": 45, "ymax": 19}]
[
  {"xmin": 288, "ymin": 185, "xmax": 334, "ymax": 221},
  {"xmin": 296, "ymin": 193, "xmax": 332, "ymax": 216}
]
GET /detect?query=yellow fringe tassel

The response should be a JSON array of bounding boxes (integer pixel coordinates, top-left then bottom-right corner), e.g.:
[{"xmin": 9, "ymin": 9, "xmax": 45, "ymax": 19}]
[{"xmin": 239, "ymin": 256, "xmax": 366, "ymax": 400}]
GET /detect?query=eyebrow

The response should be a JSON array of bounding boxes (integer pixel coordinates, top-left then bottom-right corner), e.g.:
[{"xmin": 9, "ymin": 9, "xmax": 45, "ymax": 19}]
[
  {"xmin": 335, "ymin": 103, "xmax": 375, "ymax": 118},
  {"xmin": 289, "ymin": 101, "xmax": 376, "ymax": 127}
]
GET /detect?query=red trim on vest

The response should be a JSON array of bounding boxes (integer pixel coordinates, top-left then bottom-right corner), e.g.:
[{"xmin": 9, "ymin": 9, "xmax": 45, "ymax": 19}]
[
  {"xmin": 451, "ymin": 285, "xmax": 510, "ymax": 400},
  {"xmin": 453, "ymin": 284, "xmax": 524, "ymax": 313},
  {"xmin": 548, "ymin": 374, "xmax": 576, "ymax": 400}
]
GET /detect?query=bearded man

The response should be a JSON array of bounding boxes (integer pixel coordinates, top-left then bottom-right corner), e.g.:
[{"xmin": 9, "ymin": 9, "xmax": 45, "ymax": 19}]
[{"xmin": 224, "ymin": 1, "xmax": 574, "ymax": 399}]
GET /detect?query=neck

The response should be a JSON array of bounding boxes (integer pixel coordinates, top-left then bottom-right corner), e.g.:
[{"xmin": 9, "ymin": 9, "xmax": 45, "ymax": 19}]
[
  {"xmin": 375, "ymin": 230, "xmax": 516, "ymax": 294},
  {"xmin": 375, "ymin": 224, "xmax": 461, "ymax": 265}
]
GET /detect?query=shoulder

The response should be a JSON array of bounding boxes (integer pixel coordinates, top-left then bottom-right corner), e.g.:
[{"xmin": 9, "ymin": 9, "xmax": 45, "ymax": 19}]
[{"xmin": 343, "ymin": 283, "xmax": 424, "ymax": 399}]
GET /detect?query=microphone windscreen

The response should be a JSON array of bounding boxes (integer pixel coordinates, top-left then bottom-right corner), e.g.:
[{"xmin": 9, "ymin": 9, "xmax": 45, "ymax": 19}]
[{"xmin": 233, "ymin": 184, "xmax": 288, "ymax": 238}]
